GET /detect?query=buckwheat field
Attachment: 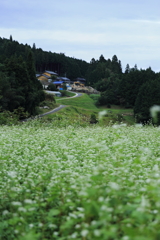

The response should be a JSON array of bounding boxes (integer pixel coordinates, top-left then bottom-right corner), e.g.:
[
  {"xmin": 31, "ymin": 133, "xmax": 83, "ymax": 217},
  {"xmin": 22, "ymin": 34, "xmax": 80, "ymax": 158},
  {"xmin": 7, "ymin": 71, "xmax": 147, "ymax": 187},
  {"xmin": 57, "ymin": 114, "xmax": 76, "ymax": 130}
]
[{"xmin": 1, "ymin": 121, "xmax": 160, "ymax": 240}]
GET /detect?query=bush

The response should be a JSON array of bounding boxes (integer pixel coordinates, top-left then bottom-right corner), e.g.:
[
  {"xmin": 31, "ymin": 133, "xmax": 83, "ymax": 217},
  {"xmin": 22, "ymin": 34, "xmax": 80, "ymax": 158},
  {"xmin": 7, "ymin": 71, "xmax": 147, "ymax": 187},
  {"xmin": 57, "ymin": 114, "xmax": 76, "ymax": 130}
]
[
  {"xmin": 60, "ymin": 90, "xmax": 68, "ymax": 97},
  {"xmin": 62, "ymin": 83, "xmax": 67, "ymax": 90},
  {"xmin": 47, "ymin": 83, "xmax": 57, "ymax": 91},
  {"xmin": 0, "ymin": 111, "xmax": 19, "ymax": 125},
  {"xmin": 13, "ymin": 107, "xmax": 29, "ymax": 120},
  {"xmin": 90, "ymin": 113, "xmax": 98, "ymax": 124},
  {"xmin": 44, "ymin": 92, "xmax": 56, "ymax": 102},
  {"xmin": 39, "ymin": 101, "xmax": 57, "ymax": 109}
]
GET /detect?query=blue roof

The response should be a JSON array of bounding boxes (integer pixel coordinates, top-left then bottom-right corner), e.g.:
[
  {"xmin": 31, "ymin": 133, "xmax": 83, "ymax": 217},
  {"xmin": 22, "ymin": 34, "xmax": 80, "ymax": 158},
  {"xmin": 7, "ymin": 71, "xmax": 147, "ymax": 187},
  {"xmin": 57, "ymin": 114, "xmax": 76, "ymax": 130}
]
[{"xmin": 53, "ymin": 81, "xmax": 63, "ymax": 84}]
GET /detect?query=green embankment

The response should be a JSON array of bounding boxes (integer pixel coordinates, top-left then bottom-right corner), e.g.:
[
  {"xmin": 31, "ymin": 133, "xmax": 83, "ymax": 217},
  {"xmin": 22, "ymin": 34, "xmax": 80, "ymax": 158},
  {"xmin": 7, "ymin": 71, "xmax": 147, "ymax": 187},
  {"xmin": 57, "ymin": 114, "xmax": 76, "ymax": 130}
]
[
  {"xmin": 57, "ymin": 93, "xmax": 98, "ymax": 110},
  {"xmin": 42, "ymin": 92, "xmax": 134, "ymax": 125}
]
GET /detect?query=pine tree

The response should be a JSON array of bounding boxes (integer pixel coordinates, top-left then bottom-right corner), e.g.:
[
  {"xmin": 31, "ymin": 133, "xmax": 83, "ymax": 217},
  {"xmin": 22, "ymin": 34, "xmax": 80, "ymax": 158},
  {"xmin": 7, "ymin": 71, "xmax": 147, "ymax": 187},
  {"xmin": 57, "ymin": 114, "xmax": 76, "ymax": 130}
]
[
  {"xmin": 134, "ymin": 78, "xmax": 160, "ymax": 123},
  {"xmin": 10, "ymin": 35, "xmax": 13, "ymax": 41},
  {"xmin": 32, "ymin": 43, "xmax": 36, "ymax": 51},
  {"xmin": 125, "ymin": 64, "xmax": 130, "ymax": 74}
]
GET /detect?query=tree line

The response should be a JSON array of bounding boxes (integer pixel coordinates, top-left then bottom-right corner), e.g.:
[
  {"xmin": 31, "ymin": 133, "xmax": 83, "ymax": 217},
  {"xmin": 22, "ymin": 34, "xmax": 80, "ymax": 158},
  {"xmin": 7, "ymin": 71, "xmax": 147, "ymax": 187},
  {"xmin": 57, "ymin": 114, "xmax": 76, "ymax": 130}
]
[
  {"xmin": 0, "ymin": 35, "xmax": 160, "ymax": 123},
  {"xmin": 0, "ymin": 36, "xmax": 88, "ymax": 80},
  {"xmin": 0, "ymin": 37, "xmax": 45, "ymax": 117},
  {"xmin": 86, "ymin": 55, "xmax": 160, "ymax": 124}
]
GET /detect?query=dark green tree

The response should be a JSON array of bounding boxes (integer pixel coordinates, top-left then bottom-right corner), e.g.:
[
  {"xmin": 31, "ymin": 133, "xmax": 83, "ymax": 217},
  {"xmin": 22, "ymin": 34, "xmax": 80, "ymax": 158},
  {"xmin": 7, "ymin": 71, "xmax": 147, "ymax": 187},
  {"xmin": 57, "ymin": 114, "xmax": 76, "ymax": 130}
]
[
  {"xmin": 119, "ymin": 68, "xmax": 156, "ymax": 108},
  {"xmin": 111, "ymin": 55, "xmax": 122, "ymax": 74},
  {"xmin": 125, "ymin": 64, "xmax": 130, "ymax": 74},
  {"xmin": 0, "ymin": 72, "xmax": 25, "ymax": 112},
  {"xmin": 134, "ymin": 78, "xmax": 160, "ymax": 123},
  {"xmin": 10, "ymin": 35, "xmax": 13, "ymax": 41},
  {"xmin": 47, "ymin": 83, "xmax": 57, "ymax": 91},
  {"xmin": 99, "ymin": 54, "xmax": 106, "ymax": 63}
]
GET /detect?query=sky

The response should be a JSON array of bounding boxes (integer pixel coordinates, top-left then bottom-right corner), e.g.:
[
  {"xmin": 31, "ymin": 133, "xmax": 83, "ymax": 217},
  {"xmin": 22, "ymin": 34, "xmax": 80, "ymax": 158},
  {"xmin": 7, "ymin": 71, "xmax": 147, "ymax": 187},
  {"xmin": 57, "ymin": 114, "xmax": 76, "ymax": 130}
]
[{"xmin": 0, "ymin": 0, "xmax": 160, "ymax": 72}]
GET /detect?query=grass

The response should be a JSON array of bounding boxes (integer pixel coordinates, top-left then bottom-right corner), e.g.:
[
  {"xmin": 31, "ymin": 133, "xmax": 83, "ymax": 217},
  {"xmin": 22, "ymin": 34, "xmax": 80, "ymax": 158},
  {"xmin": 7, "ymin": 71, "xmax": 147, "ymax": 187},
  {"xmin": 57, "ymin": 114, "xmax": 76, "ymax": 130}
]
[
  {"xmin": 55, "ymin": 91, "xmax": 76, "ymax": 100},
  {"xmin": 41, "ymin": 93, "xmax": 135, "ymax": 126},
  {"xmin": 42, "ymin": 106, "xmax": 99, "ymax": 127},
  {"xmin": 38, "ymin": 92, "xmax": 135, "ymax": 126},
  {"xmin": 1, "ymin": 122, "xmax": 160, "ymax": 239},
  {"xmin": 57, "ymin": 93, "xmax": 98, "ymax": 110},
  {"xmin": 38, "ymin": 101, "xmax": 59, "ymax": 114}
]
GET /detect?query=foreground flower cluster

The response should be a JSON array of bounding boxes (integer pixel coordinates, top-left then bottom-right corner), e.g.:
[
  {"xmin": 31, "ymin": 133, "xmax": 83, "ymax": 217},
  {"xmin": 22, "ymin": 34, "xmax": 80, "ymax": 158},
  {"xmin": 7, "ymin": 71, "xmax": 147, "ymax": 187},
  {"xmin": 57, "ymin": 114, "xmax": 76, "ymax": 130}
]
[{"xmin": 1, "ymin": 122, "xmax": 160, "ymax": 239}]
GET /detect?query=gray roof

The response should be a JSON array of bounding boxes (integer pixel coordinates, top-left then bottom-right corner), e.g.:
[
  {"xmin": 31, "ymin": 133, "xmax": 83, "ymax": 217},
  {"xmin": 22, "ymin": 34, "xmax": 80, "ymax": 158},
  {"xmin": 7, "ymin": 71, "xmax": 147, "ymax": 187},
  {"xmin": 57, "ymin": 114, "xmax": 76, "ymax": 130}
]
[
  {"xmin": 57, "ymin": 77, "xmax": 70, "ymax": 81},
  {"xmin": 75, "ymin": 77, "xmax": 86, "ymax": 81},
  {"xmin": 42, "ymin": 74, "xmax": 51, "ymax": 79},
  {"xmin": 45, "ymin": 70, "xmax": 58, "ymax": 75},
  {"xmin": 36, "ymin": 74, "xmax": 41, "ymax": 77}
]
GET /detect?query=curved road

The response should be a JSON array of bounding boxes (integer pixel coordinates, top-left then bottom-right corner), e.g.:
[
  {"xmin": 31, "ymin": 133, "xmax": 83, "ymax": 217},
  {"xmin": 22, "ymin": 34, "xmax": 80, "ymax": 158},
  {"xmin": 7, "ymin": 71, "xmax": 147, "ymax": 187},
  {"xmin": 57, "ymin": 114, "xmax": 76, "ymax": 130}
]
[{"xmin": 39, "ymin": 91, "xmax": 82, "ymax": 117}]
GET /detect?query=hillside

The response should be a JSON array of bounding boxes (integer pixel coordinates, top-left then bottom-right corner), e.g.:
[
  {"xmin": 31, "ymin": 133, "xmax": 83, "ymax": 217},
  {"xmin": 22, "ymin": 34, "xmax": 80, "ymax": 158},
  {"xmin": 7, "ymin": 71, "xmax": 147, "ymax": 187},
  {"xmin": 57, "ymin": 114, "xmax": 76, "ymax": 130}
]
[
  {"xmin": 39, "ymin": 92, "xmax": 134, "ymax": 126},
  {"xmin": 1, "ymin": 36, "xmax": 160, "ymax": 124}
]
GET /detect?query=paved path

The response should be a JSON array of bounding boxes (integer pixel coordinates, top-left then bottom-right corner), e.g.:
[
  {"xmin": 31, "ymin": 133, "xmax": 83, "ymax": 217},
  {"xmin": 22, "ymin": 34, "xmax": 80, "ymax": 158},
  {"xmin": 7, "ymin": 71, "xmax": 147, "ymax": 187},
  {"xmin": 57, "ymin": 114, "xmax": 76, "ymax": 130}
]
[
  {"xmin": 39, "ymin": 91, "xmax": 82, "ymax": 117},
  {"xmin": 45, "ymin": 90, "xmax": 82, "ymax": 100},
  {"xmin": 38, "ymin": 105, "xmax": 66, "ymax": 117}
]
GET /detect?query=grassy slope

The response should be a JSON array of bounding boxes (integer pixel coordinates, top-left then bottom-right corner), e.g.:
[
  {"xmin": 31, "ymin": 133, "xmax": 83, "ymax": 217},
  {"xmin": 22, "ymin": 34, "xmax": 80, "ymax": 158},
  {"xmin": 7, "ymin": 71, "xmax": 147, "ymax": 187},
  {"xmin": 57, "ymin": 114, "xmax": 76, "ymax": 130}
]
[
  {"xmin": 43, "ymin": 93, "xmax": 135, "ymax": 125},
  {"xmin": 57, "ymin": 93, "xmax": 98, "ymax": 110},
  {"xmin": 55, "ymin": 91, "xmax": 76, "ymax": 100}
]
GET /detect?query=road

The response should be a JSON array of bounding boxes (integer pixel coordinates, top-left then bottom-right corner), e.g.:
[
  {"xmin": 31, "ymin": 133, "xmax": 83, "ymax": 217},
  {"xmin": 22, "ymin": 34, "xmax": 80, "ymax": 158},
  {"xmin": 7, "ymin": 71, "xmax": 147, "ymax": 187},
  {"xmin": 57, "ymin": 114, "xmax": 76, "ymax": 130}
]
[
  {"xmin": 45, "ymin": 90, "xmax": 82, "ymax": 100},
  {"xmin": 38, "ymin": 105, "xmax": 66, "ymax": 117},
  {"xmin": 39, "ymin": 91, "xmax": 82, "ymax": 117}
]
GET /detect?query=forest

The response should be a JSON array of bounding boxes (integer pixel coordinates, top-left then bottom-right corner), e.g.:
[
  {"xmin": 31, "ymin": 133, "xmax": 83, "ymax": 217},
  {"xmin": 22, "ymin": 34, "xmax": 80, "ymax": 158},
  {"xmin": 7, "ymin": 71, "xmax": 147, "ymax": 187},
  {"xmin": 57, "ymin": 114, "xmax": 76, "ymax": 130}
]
[{"xmin": 0, "ymin": 35, "xmax": 160, "ymax": 123}]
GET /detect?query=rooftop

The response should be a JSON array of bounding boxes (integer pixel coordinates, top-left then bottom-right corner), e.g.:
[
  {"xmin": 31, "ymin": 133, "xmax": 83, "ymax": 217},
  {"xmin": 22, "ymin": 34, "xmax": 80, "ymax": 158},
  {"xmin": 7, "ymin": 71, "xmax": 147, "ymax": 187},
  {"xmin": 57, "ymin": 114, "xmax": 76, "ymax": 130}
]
[
  {"xmin": 53, "ymin": 81, "xmax": 63, "ymax": 84},
  {"xmin": 57, "ymin": 76, "xmax": 70, "ymax": 81},
  {"xmin": 45, "ymin": 70, "xmax": 58, "ymax": 75}
]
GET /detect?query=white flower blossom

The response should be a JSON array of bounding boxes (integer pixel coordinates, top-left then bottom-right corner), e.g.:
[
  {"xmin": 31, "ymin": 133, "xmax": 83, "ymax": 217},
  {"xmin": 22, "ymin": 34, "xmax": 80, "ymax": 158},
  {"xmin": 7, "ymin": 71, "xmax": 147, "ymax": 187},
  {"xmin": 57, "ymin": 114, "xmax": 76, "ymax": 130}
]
[
  {"xmin": 11, "ymin": 201, "xmax": 22, "ymax": 206},
  {"xmin": 98, "ymin": 110, "xmax": 107, "ymax": 120},
  {"xmin": 7, "ymin": 171, "xmax": 17, "ymax": 178},
  {"xmin": 81, "ymin": 229, "xmax": 89, "ymax": 237},
  {"xmin": 150, "ymin": 105, "xmax": 160, "ymax": 119}
]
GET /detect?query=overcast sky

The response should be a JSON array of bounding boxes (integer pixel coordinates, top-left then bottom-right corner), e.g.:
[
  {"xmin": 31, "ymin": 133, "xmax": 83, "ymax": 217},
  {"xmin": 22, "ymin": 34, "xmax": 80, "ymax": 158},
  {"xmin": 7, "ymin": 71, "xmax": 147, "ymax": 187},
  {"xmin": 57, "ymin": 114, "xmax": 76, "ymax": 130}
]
[{"xmin": 0, "ymin": 0, "xmax": 160, "ymax": 72}]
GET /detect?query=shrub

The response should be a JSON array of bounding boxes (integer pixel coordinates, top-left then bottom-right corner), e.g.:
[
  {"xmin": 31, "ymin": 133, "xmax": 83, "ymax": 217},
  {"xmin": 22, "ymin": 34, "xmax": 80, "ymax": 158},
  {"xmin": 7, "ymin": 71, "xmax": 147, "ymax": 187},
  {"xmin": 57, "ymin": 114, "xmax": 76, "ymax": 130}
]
[
  {"xmin": 0, "ymin": 111, "xmax": 18, "ymax": 125},
  {"xmin": 90, "ymin": 113, "xmax": 98, "ymax": 124},
  {"xmin": 60, "ymin": 90, "xmax": 68, "ymax": 97},
  {"xmin": 47, "ymin": 83, "xmax": 57, "ymax": 91},
  {"xmin": 44, "ymin": 92, "xmax": 56, "ymax": 102}
]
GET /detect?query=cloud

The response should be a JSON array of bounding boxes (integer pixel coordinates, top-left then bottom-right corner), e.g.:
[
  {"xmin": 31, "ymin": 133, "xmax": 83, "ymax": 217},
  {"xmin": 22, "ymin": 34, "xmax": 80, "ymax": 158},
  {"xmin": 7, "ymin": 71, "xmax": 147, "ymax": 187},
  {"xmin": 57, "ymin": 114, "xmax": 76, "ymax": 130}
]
[{"xmin": 0, "ymin": 0, "xmax": 160, "ymax": 71}]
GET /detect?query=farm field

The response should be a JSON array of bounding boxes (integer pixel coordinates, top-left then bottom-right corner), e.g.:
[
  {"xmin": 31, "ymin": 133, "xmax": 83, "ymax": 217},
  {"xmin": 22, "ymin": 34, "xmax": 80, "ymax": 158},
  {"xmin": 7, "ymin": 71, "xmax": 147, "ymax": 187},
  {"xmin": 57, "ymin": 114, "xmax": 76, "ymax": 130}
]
[{"xmin": 1, "ymin": 122, "xmax": 160, "ymax": 239}]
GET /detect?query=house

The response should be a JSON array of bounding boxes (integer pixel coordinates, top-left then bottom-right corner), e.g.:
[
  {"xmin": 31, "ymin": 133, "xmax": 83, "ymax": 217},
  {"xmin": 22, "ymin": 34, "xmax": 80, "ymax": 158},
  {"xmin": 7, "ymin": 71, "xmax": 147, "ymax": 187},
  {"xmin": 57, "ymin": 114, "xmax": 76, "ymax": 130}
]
[
  {"xmin": 74, "ymin": 77, "xmax": 86, "ymax": 85},
  {"xmin": 37, "ymin": 74, "xmax": 51, "ymax": 82},
  {"xmin": 36, "ymin": 70, "xmax": 58, "ymax": 82},
  {"xmin": 52, "ymin": 81, "xmax": 64, "ymax": 90},
  {"xmin": 43, "ymin": 70, "xmax": 58, "ymax": 78},
  {"xmin": 36, "ymin": 70, "xmax": 58, "ymax": 89}
]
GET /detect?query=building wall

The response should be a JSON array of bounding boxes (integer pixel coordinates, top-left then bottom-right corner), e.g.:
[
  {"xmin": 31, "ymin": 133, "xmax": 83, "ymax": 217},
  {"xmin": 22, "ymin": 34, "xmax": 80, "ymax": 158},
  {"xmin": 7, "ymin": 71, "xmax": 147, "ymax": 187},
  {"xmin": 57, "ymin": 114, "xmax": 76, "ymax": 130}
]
[
  {"xmin": 43, "ymin": 72, "xmax": 51, "ymax": 77},
  {"xmin": 38, "ymin": 76, "xmax": 48, "ymax": 81}
]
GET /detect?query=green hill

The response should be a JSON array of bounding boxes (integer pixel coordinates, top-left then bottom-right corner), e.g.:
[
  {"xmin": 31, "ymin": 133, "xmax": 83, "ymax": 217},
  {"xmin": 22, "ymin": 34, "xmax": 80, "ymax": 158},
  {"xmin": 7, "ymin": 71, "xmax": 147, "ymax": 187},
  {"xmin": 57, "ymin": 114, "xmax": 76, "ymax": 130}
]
[{"xmin": 40, "ymin": 92, "xmax": 134, "ymax": 126}]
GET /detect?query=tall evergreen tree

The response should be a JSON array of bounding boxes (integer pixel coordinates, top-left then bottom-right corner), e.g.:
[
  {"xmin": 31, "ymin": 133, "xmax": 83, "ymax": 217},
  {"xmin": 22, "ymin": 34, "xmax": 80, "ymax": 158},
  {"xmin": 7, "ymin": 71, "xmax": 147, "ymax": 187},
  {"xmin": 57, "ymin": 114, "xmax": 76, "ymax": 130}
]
[
  {"xmin": 134, "ymin": 78, "xmax": 160, "ymax": 123},
  {"xmin": 99, "ymin": 54, "xmax": 106, "ymax": 63},
  {"xmin": 111, "ymin": 55, "xmax": 122, "ymax": 74},
  {"xmin": 10, "ymin": 35, "xmax": 13, "ymax": 42},
  {"xmin": 125, "ymin": 64, "xmax": 130, "ymax": 74}
]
